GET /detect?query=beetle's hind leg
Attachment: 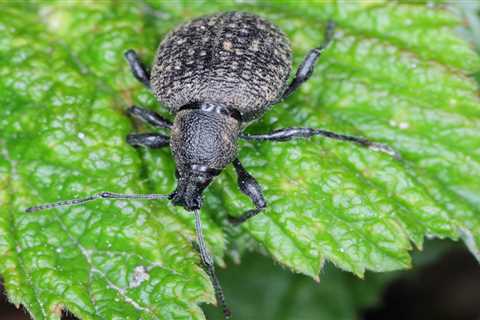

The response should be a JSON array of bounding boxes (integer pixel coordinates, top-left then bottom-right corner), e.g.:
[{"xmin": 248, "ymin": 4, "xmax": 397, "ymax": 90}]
[
  {"xmin": 124, "ymin": 49, "xmax": 151, "ymax": 89},
  {"xmin": 228, "ymin": 159, "xmax": 267, "ymax": 225},
  {"xmin": 279, "ymin": 21, "xmax": 335, "ymax": 101}
]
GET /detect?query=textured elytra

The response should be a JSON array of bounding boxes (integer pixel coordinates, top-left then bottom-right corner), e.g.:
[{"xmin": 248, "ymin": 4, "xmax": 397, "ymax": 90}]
[{"xmin": 151, "ymin": 11, "xmax": 292, "ymax": 122}]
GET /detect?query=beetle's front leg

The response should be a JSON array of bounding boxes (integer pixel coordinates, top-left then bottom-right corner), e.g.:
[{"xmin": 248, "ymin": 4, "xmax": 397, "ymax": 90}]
[{"xmin": 228, "ymin": 159, "xmax": 267, "ymax": 225}]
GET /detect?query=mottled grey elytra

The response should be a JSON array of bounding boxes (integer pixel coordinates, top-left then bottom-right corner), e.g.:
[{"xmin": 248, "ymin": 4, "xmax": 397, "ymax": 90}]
[
  {"xmin": 152, "ymin": 12, "xmax": 292, "ymax": 121},
  {"xmin": 26, "ymin": 12, "xmax": 399, "ymax": 319}
]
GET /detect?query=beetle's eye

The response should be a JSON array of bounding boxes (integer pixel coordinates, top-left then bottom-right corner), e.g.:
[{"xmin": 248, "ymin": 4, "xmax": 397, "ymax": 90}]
[{"xmin": 196, "ymin": 175, "xmax": 208, "ymax": 184}]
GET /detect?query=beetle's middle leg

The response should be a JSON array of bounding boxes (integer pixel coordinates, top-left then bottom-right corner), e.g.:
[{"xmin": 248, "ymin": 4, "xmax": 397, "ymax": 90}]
[
  {"xmin": 279, "ymin": 21, "xmax": 335, "ymax": 100},
  {"xmin": 127, "ymin": 133, "xmax": 170, "ymax": 148},
  {"xmin": 228, "ymin": 159, "xmax": 267, "ymax": 225},
  {"xmin": 125, "ymin": 49, "xmax": 151, "ymax": 89},
  {"xmin": 127, "ymin": 106, "xmax": 172, "ymax": 129}
]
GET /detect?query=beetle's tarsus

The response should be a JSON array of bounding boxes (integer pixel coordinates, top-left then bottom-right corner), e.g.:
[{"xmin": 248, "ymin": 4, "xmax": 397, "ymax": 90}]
[
  {"xmin": 325, "ymin": 20, "xmax": 336, "ymax": 44},
  {"xmin": 228, "ymin": 206, "xmax": 266, "ymax": 225}
]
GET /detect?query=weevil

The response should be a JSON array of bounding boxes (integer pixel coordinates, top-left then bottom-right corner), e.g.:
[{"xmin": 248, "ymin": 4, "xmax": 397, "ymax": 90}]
[{"xmin": 27, "ymin": 12, "xmax": 399, "ymax": 318}]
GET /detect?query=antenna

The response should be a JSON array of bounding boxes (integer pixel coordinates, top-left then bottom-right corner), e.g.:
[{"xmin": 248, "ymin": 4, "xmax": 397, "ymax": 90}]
[
  {"xmin": 25, "ymin": 191, "xmax": 170, "ymax": 212},
  {"xmin": 194, "ymin": 209, "xmax": 231, "ymax": 318}
]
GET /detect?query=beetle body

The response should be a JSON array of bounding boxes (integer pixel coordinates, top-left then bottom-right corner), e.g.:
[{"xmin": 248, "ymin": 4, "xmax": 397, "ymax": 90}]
[{"xmin": 150, "ymin": 12, "xmax": 292, "ymax": 209}]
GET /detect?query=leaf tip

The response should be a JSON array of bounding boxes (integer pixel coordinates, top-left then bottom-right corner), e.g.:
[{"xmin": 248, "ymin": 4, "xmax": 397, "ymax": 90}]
[
  {"xmin": 50, "ymin": 303, "xmax": 64, "ymax": 317},
  {"xmin": 458, "ymin": 227, "xmax": 480, "ymax": 262}
]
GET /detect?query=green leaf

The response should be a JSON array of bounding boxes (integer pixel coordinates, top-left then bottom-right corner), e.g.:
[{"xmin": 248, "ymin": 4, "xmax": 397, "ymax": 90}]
[{"xmin": 1, "ymin": 1, "xmax": 479, "ymax": 319}]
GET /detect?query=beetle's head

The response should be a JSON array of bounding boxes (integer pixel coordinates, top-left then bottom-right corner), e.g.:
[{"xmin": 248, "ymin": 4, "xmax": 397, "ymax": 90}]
[
  {"xmin": 169, "ymin": 103, "xmax": 241, "ymax": 211},
  {"xmin": 169, "ymin": 166, "xmax": 219, "ymax": 210}
]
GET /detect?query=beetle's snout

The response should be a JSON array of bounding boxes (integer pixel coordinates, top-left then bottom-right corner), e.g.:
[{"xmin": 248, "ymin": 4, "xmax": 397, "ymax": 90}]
[
  {"xmin": 170, "ymin": 192, "xmax": 203, "ymax": 211},
  {"xmin": 170, "ymin": 175, "xmax": 209, "ymax": 211}
]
